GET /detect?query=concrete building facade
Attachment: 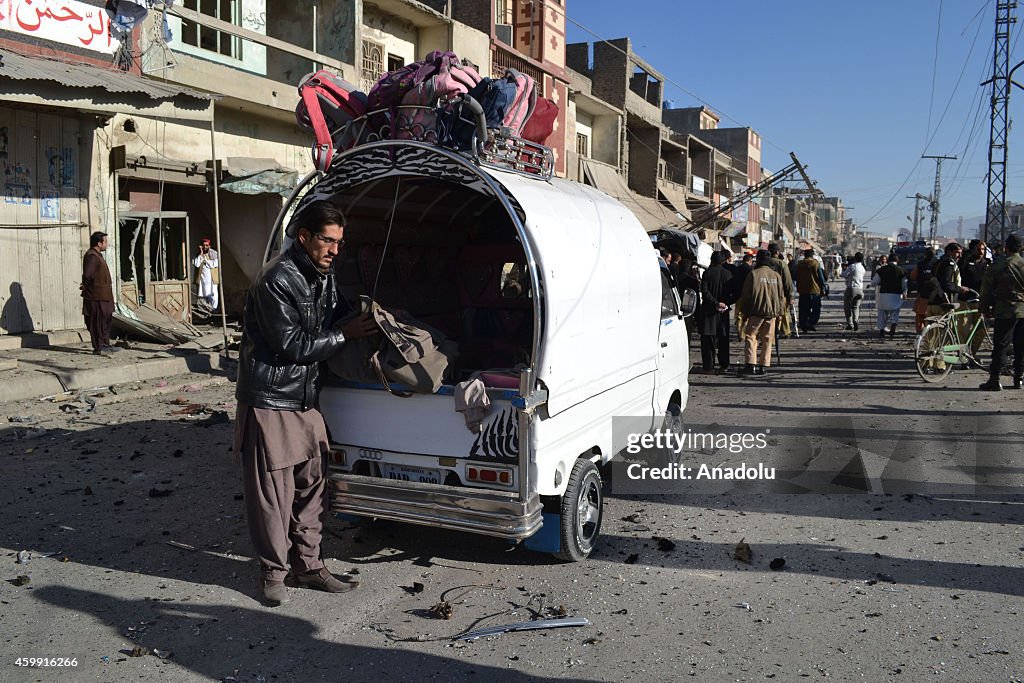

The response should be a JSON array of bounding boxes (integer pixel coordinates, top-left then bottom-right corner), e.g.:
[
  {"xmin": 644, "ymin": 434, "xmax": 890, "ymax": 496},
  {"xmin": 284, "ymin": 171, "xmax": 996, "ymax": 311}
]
[{"xmin": 1, "ymin": 0, "xmax": 568, "ymax": 333}]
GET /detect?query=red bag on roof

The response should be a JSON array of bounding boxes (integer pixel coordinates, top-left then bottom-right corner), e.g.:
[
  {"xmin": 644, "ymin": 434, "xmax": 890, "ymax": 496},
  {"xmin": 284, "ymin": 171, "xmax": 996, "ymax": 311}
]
[
  {"xmin": 295, "ymin": 70, "xmax": 368, "ymax": 172},
  {"xmin": 521, "ymin": 97, "xmax": 557, "ymax": 144}
]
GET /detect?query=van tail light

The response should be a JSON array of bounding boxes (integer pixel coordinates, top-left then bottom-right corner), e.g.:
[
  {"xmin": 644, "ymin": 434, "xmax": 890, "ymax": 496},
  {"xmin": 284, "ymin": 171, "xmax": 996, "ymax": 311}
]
[{"xmin": 467, "ymin": 466, "xmax": 513, "ymax": 487}]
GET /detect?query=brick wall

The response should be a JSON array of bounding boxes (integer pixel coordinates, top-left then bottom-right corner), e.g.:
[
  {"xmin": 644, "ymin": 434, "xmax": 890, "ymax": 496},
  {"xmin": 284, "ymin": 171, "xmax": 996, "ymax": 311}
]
[
  {"xmin": 450, "ymin": 0, "xmax": 491, "ymax": 34},
  {"xmin": 566, "ymin": 42, "xmax": 590, "ymax": 75},
  {"xmin": 591, "ymin": 38, "xmax": 630, "ymax": 109},
  {"xmin": 662, "ymin": 108, "xmax": 702, "ymax": 135}
]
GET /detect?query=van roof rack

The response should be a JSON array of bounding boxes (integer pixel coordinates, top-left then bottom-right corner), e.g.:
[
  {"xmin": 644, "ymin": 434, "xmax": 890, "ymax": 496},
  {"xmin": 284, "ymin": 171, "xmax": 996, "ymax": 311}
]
[{"xmin": 333, "ymin": 97, "xmax": 554, "ymax": 180}]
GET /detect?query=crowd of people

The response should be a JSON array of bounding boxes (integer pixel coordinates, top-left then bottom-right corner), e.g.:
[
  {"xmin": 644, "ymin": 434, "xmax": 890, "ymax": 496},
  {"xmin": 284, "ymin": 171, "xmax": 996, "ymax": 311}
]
[{"xmin": 664, "ymin": 234, "xmax": 1024, "ymax": 391}]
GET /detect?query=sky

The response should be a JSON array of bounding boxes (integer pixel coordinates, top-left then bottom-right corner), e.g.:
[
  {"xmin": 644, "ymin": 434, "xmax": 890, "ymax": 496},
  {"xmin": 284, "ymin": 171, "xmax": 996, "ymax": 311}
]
[{"xmin": 564, "ymin": 0, "xmax": 1019, "ymax": 238}]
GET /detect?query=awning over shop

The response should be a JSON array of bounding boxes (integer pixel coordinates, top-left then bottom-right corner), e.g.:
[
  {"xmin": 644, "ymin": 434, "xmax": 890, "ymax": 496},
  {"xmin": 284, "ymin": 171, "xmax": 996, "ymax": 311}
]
[
  {"xmin": 580, "ymin": 158, "xmax": 687, "ymax": 232},
  {"xmin": 720, "ymin": 223, "xmax": 746, "ymax": 238},
  {"xmin": 221, "ymin": 157, "xmax": 299, "ymax": 196},
  {"xmin": 0, "ymin": 47, "xmax": 215, "ymax": 121},
  {"xmin": 798, "ymin": 237, "xmax": 824, "ymax": 253},
  {"xmin": 657, "ymin": 184, "xmax": 693, "ymax": 221}
]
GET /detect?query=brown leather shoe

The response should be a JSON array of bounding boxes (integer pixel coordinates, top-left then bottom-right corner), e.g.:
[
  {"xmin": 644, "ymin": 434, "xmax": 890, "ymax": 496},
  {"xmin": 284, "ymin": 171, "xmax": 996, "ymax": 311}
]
[
  {"xmin": 294, "ymin": 567, "xmax": 359, "ymax": 593},
  {"xmin": 260, "ymin": 579, "xmax": 288, "ymax": 606}
]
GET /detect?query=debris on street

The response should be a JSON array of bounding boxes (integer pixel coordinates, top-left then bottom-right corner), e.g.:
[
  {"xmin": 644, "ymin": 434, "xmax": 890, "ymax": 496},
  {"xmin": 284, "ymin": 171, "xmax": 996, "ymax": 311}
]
[
  {"xmin": 653, "ymin": 536, "xmax": 676, "ymax": 551},
  {"xmin": 456, "ymin": 617, "xmax": 590, "ymax": 641},
  {"xmin": 428, "ymin": 601, "xmax": 454, "ymax": 619},
  {"xmin": 733, "ymin": 539, "xmax": 752, "ymax": 563}
]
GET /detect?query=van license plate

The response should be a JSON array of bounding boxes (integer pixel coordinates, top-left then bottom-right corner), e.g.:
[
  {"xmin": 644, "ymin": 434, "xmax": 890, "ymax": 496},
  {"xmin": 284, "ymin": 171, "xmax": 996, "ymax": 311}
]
[{"xmin": 379, "ymin": 464, "xmax": 443, "ymax": 485}]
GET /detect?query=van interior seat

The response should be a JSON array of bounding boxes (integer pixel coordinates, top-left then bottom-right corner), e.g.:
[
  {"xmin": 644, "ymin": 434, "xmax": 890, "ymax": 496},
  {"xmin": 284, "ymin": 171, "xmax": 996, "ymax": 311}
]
[{"xmin": 457, "ymin": 243, "xmax": 532, "ymax": 371}]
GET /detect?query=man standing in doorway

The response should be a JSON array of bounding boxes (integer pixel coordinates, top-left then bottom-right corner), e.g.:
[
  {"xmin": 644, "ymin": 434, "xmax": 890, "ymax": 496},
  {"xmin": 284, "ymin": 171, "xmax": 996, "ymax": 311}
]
[
  {"xmin": 81, "ymin": 231, "xmax": 117, "ymax": 356},
  {"xmin": 234, "ymin": 200, "xmax": 377, "ymax": 606},
  {"xmin": 194, "ymin": 238, "xmax": 220, "ymax": 313}
]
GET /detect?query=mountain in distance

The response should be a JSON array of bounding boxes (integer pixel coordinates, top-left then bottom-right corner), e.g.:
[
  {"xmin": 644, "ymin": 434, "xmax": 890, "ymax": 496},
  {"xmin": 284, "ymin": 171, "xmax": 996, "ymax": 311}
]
[{"xmin": 939, "ymin": 214, "xmax": 985, "ymax": 236}]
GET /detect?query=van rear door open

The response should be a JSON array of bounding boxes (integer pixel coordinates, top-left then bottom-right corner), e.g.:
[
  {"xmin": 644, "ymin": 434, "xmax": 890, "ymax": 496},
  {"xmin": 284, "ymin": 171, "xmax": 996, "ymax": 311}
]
[{"xmin": 265, "ymin": 138, "xmax": 691, "ymax": 559}]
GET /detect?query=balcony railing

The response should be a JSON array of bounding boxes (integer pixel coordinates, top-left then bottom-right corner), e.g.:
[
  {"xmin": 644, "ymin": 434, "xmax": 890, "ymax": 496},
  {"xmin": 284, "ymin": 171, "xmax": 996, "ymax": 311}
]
[{"xmin": 491, "ymin": 44, "xmax": 544, "ymax": 87}]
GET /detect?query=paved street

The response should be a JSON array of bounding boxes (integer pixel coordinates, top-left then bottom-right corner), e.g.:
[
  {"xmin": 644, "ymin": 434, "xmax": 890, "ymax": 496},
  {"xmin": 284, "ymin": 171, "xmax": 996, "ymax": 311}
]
[{"xmin": 1, "ymin": 291, "xmax": 1022, "ymax": 682}]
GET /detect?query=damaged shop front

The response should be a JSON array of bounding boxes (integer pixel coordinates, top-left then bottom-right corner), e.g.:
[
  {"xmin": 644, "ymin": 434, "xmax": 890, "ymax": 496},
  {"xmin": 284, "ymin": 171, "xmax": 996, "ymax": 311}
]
[
  {"xmin": 0, "ymin": 43, "xmax": 215, "ymax": 336},
  {"xmin": 110, "ymin": 113, "xmax": 305, "ymax": 322}
]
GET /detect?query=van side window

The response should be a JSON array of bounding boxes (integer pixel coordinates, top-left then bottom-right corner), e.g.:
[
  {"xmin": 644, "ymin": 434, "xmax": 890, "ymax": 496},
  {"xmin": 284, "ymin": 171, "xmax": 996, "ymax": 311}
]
[
  {"xmin": 500, "ymin": 262, "xmax": 530, "ymax": 299},
  {"xmin": 660, "ymin": 269, "xmax": 679, "ymax": 319}
]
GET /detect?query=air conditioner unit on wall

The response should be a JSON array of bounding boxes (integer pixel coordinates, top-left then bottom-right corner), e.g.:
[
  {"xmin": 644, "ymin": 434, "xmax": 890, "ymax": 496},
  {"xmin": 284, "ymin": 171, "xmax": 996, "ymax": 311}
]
[{"xmin": 495, "ymin": 23, "xmax": 513, "ymax": 45}]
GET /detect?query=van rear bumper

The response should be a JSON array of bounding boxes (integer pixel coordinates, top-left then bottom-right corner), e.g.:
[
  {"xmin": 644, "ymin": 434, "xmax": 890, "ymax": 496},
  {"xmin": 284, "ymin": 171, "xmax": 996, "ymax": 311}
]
[{"xmin": 328, "ymin": 473, "xmax": 543, "ymax": 540}]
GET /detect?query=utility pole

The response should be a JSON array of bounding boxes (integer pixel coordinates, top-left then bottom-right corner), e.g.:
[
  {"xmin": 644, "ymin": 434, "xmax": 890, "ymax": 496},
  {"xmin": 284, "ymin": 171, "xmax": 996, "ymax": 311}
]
[
  {"xmin": 983, "ymin": 1, "xmax": 1018, "ymax": 244},
  {"xmin": 906, "ymin": 193, "xmax": 928, "ymax": 241},
  {"xmin": 922, "ymin": 155, "xmax": 956, "ymax": 241}
]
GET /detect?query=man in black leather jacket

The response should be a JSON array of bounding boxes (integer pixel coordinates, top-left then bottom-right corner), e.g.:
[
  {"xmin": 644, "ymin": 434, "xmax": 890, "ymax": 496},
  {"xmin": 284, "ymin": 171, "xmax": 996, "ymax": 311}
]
[{"xmin": 234, "ymin": 200, "xmax": 376, "ymax": 606}]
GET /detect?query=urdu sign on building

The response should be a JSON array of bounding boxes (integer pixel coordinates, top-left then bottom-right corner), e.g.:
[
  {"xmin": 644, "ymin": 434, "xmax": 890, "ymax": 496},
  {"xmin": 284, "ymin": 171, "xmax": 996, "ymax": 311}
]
[{"xmin": 0, "ymin": 0, "xmax": 119, "ymax": 54}]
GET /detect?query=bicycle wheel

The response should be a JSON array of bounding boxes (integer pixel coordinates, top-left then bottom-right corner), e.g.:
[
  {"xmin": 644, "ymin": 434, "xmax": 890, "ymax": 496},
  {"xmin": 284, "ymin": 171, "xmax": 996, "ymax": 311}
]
[
  {"xmin": 978, "ymin": 316, "xmax": 993, "ymax": 352},
  {"xmin": 916, "ymin": 322, "xmax": 954, "ymax": 383}
]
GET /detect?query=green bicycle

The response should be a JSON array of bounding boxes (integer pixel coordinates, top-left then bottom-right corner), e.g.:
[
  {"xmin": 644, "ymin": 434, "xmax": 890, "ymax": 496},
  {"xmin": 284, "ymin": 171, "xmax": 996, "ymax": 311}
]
[{"xmin": 914, "ymin": 302, "xmax": 993, "ymax": 382}]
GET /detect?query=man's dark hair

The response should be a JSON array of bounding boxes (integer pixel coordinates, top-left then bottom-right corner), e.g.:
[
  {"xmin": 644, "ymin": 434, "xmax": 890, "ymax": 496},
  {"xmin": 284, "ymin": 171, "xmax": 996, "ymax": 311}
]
[
  {"xmin": 803, "ymin": 249, "xmax": 814, "ymax": 258},
  {"xmin": 853, "ymin": 252, "xmax": 864, "ymax": 263},
  {"xmin": 968, "ymin": 239, "xmax": 981, "ymax": 251},
  {"xmin": 710, "ymin": 251, "xmax": 727, "ymax": 266},
  {"xmin": 293, "ymin": 201, "xmax": 346, "ymax": 236},
  {"xmin": 741, "ymin": 253, "xmax": 753, "ymax": 264},
  {"xmin": 944, "ymin": 242, "xmax": 963, "ymax": 255},
  {"xmin": 923, "ymin": 247, "xmax": 936, "ymax": 261},
  {"xmin": 90, "ymin": 231, "xmax": 107, "ymax": 248},
  {"xmin": 755, "ymin": 249, "xmax": 771, "ymax": 266},
  {"xmin": 889, "ymin": 255, "xmax": 900, "ymax": 265},
  {"xmin": 1006, "ymin": 233, "xmax": 1022, "ymax": 253},
  {"xmin": 767, "ymin": 242, "xmax": 781, "ymax": 256}
]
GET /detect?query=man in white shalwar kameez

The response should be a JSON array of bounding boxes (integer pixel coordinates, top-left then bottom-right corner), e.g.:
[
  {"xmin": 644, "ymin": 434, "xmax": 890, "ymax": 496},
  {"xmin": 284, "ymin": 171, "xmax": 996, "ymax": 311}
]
[{"xmin": 193, "ymin": 238, "xmax": 220, "ymax": 311}]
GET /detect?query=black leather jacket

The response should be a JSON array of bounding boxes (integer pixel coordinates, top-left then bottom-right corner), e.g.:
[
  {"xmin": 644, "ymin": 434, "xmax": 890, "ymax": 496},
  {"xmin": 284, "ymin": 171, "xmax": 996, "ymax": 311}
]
[{"xmin": 235, "ymin": 242, "xmax": 345, "ymax": 411}]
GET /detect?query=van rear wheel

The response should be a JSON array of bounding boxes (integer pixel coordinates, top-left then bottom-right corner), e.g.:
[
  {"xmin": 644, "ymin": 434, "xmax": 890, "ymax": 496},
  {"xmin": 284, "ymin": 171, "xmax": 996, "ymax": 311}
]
[{"xmin": 554, "ymin": 459, "xmax": 603, "ymax": 562}]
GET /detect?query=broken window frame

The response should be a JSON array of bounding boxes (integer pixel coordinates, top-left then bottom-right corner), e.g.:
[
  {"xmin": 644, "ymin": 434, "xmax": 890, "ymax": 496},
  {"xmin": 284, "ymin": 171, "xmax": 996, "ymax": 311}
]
[{"xmin": 180, "ymin": 0, "xmax": 243, "ymax": 60}]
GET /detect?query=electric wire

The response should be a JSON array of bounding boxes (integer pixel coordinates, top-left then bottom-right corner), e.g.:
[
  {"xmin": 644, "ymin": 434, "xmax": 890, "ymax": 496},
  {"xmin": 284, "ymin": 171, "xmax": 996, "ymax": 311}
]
[
  {"xmin": 558, "ymin": 3, "xmax": 790, "ymax": 156},
  {"xmin": 859, "ymin": 4, "xmax": 994, "ymax": 228},
  {"xmin": 946, "ymin": 14, "xmax": 1021, "ymax": 206},
  {"xmin": 926, "ymin": 0, "xmax": 944, "ymax": 147},
  {"xmin": 561, "ymin": 0, "xmax": 997, "ymax": 230}
]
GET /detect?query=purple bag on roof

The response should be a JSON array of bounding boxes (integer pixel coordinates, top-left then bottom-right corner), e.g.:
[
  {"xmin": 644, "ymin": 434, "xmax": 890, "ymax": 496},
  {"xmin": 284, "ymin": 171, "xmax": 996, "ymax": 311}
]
[{"xmin": 366, "ymin": 51, "xmax": 480, "ymax": 141}]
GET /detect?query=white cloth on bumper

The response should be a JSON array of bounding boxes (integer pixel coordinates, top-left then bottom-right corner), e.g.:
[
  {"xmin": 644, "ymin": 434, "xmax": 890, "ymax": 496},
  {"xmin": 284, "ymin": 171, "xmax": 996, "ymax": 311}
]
[{"xmin": 454, "ymin": 378, "xmax": 491, "ymax": 433}]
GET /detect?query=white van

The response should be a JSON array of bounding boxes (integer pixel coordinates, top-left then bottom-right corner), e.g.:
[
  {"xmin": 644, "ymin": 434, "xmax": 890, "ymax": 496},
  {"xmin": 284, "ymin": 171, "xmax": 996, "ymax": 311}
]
[{"xmin": 268, "ymin": 137, "xmax": 694, "ymax": 560}]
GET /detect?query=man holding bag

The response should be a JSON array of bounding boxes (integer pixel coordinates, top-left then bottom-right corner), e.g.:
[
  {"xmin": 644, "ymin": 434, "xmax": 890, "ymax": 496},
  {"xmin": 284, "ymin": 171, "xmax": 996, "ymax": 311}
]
[{"xmin": 234, "ymin": 200, "xmax": 376, "ymax": 606}]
